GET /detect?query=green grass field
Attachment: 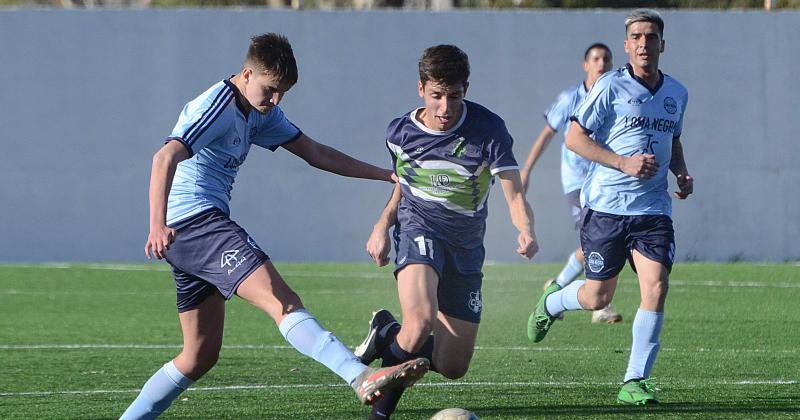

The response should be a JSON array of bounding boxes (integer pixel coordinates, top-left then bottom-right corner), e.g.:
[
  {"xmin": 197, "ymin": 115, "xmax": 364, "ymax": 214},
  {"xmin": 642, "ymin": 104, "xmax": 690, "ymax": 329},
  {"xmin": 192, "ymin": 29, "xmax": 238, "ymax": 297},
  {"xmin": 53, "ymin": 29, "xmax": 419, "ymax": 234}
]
[{"xmin": 1, "ymin": 262, "xmax": 798, "ymax": 419}]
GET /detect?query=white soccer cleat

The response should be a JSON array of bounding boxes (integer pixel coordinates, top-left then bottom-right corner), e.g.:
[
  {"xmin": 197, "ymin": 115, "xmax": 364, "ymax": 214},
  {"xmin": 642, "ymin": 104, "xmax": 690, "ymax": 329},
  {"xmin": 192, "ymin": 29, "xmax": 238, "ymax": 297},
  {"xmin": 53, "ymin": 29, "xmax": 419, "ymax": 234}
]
[{"xmin": 591, "ymin": 304, "xmax": 623, "ymax": 324}]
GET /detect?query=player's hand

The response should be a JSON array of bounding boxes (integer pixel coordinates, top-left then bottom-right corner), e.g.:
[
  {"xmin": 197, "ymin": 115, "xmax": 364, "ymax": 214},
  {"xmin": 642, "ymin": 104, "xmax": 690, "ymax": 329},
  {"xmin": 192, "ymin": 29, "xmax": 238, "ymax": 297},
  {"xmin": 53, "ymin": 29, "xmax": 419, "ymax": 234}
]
[
  {"xmin": 145, "ymin": 225, "xmax": 176, "ymax": 260},
  {"xmin": 517, "ymin": 231, "xmax": 539, "ymax": 260},
  {"xmin": 674, "ymin": 173, "xmax": 694, "ymax": 199},
  {"xmin": 620, "ymin": 154, "xmax": 659, "ymax": 179},
  {"xmin": 366, "ymin": 226, "xmax": 391, "ymax": 267}
]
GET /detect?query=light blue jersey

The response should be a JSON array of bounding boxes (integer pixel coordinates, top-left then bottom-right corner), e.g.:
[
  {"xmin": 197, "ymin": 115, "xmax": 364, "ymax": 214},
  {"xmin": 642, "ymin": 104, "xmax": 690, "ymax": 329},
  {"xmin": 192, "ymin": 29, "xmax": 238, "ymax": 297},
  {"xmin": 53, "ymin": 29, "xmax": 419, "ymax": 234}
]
[
  {"xmin": 544, "ymin": 82, "xmax": 592, "ymax": 194},
  {"xmin": 572, "ymin": 64, "xmax": 688, "ymax": 216},
  {"xmin": 166, "ymin": 79, "xmax": 301, "ymax": 225}
]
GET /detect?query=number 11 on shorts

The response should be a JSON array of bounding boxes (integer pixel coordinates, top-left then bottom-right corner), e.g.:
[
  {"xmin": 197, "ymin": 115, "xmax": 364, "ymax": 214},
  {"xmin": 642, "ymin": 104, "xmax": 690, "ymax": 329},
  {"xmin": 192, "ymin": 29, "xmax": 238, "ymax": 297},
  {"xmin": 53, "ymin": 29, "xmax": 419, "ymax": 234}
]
[{"xmin": 413, "ymin": 235, "xmax": 434, "ymax": 258}]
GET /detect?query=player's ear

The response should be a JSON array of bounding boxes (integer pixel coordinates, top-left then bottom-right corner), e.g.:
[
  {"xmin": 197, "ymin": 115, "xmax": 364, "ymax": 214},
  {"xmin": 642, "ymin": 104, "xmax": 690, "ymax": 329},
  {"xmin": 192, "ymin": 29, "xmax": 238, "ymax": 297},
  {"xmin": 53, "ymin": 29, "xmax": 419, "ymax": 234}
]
[
  {"xmin": 242, "ymin": 67, "xmax": 252, "ymax": 83},
  {"xmin": 418, "ymin": 80, "xmax": 425, "ymax": 98},
  {"xmin": 462, "ymin": 81, "xmax": 469, "ymax": 97},
  {"xmin": 660, "ymin": 39, "xmax": 665, "ymax": 53}
]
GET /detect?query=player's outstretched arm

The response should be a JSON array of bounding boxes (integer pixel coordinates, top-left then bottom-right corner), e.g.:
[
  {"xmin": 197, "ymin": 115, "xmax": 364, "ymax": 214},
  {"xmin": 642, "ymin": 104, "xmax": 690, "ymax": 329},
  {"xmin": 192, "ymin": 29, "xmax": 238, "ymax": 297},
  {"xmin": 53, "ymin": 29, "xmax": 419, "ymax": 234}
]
[
  {"xmin": 365, "ymin": 184, "xmax": 401, "ymax": 267},
  {"xmin": 145, "ymin": 140, "xmax": 190, "ymax": 260},
  {"xmin": 498, "ymin": 170, "xmax": 539, "ymax": 260},
  {"xmin": 282, "ymin": 134, "xmax": 393, "ymax": 182},
  {"xmin": 670, "ymin": 136, "xmax": 693, "ymax": 199},
  {"xmin": 519, "ymin": 125, "xmax": 557, "ymax": 193},
  {"xmin": 565, "ymin": 121, "xmax": 659, "ymax": 179}
]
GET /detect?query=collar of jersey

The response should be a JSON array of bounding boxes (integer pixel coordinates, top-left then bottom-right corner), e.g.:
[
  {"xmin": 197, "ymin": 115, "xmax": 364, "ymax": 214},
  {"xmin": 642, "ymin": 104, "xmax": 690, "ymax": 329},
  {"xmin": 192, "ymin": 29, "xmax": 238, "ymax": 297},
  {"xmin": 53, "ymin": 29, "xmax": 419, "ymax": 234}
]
[
  {"xmin": 409, "ymin": 101, "xmax": 468, "ymax": 135},
  {"xmin": 624, "ymin": 64, "xmax": 664, "ymax": 96}
]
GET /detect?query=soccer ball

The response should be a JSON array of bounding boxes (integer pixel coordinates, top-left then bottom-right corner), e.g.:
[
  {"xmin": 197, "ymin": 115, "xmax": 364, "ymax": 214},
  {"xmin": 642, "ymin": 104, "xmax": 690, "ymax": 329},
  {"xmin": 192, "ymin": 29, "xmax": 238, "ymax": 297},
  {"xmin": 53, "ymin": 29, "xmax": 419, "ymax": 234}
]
[{"xmin": 430, "ymin": 408, "xmax": 479, "ymax": 420}]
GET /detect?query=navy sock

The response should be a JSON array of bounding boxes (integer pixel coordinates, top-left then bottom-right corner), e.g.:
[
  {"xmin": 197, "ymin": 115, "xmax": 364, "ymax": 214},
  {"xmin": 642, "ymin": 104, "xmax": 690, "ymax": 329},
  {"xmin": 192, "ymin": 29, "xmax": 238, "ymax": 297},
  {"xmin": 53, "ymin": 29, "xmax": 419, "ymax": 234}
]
[{"xmin": 372, "ymin": 335, "xmax": 435, "ymax": 419}]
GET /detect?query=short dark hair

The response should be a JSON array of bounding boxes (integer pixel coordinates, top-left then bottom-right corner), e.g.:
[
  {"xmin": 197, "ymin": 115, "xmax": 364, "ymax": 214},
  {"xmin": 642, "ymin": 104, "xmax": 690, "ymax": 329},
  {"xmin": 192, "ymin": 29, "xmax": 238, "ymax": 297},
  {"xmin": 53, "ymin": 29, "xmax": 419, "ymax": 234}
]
[
  {"xmin": 418, "ymin": 45, "xmax": 470, "ymax": 89},
  {"xmin": 625, "ymin": 9, "xmax": 664, "ymax": 38},
  {"xmin": 584, "ymin": 43, "xmax": 612, "ymax": 61},
  {"xmin": 245, "ymin": 33, "xmax": 298, "ymax": 86}
]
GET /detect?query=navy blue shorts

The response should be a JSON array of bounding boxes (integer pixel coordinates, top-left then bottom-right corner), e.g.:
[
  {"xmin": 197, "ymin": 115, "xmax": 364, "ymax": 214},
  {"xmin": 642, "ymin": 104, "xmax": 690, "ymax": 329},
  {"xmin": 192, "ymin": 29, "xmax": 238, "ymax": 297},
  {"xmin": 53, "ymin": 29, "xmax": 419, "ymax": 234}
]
[
  {"xmin": 579, "ymin": 208, "xmax": 675, "ymax": 280},
  {"xmin": 165, "ymin": 209, "xmax": 269, "ymax": 312},
  {"xmin": 393, "ymin": 229, "xmax": 484, "ymax": 324}
]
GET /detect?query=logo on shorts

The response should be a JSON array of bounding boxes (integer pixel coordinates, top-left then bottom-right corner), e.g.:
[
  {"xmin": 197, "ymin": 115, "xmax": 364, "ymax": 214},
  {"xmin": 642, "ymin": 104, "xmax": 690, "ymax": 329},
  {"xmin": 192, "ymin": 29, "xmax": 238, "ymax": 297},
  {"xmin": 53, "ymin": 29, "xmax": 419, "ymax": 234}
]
[
  {"xmin": 587, "ymin": 252, "xmax": 605, "ymax": 273},
  {"xmin": 664, "ymin": 97, "xmax": 678, "ymax": 114},
  {"xmin": 221, "ymin": 249, "xmax": 247, "ymax": 275},
  {"xmin": 468, "ymin": 291, "xmax": 482, "ymax": 314}
]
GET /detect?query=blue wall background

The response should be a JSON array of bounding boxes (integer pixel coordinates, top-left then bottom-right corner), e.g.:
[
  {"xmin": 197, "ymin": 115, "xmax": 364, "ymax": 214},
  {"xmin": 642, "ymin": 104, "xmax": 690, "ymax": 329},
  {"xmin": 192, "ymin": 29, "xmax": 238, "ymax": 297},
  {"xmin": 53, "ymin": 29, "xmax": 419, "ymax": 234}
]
[{"xmin": 0, "ymin": 10, "xmax": 797, "ymax": 263}]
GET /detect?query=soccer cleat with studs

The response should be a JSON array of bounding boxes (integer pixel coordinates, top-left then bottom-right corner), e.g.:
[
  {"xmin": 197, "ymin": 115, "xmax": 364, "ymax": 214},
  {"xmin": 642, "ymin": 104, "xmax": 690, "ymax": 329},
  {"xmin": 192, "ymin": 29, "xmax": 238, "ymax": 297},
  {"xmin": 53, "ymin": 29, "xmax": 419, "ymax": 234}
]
[
  {"xmin": 617, "ymin": 378, "xmax": 658, "ymax": 405},
  {"xmin": 527, "ymin": 281, "xmax": 562, "ymax": 342},
  {"xmin": 352, "ymin": 358, "xmax": 429, "ymax": 405}
]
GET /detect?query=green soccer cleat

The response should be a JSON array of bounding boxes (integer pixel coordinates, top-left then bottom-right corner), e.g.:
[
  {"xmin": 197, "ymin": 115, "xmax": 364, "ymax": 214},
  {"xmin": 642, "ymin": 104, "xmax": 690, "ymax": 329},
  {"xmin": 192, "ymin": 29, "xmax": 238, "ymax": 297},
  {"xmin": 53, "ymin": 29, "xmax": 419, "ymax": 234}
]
[
  {"xmin": 617, "ymin": 379, "xmax": 658, "ymax": 405},
  {"xmin": 527, "ymin": 282, "xmax": 562, "ymax": 342}
]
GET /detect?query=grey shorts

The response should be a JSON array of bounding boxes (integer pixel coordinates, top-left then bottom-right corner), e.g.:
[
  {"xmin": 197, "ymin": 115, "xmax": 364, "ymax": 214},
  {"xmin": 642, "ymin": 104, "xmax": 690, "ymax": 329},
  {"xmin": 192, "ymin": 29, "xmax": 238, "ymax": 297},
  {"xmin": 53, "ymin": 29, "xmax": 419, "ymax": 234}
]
[
  {"xmin": 165, "ymin": 208, "xmax": 269, "ymax": 312},
  {"xmin": 393, "ymin": 229, "xmax": 484, "ymax": 324}
]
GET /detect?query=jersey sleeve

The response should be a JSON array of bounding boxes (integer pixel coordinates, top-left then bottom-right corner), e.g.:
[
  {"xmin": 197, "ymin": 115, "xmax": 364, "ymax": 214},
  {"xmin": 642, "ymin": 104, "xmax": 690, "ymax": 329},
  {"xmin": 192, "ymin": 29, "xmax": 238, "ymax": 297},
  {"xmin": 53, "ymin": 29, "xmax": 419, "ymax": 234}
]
[
  {"xmin": 488, "ymin": 121, "xmax": 519, "ymax": 175},
  {"xmin": 544, "ymin": 90, "xmax": 572, "ymax": 132},
  {"xmin": 571, "ymin": 74, "xmax": 613, "ymax": 136},
  {"xmin": 251, "ymin": 106, "xmax": 302, "ymax": 151},
  {"xmin": 673, "ymin": 90, "xmax": 689, "ymax": 139},
  {"xmin": 167, "ymin": 88, "xmax": 236, "ymax": 156}
]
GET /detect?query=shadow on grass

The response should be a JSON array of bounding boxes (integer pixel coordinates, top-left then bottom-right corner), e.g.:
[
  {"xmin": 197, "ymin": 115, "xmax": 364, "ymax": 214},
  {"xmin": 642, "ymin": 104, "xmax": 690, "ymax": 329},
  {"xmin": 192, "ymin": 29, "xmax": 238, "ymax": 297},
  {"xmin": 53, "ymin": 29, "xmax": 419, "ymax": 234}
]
[{"xmin": 403, "ymin": 399, "xmax": 800, "ymax": 418}]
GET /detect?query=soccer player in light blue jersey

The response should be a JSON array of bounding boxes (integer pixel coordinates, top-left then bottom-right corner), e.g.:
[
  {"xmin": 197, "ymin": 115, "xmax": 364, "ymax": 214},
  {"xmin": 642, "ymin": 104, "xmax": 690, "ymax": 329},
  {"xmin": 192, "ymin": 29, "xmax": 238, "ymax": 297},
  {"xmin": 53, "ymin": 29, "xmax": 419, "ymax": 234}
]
[
  {"xmin": 520, "ymin": 43, "xmax": 623, "ymax": 325},
  {"xmin": 120, "ymin": 33, "xmax": 429, "ymax": 420},
  {"xmin": 528, "ymin": 9, "xmax": 693, "ymax": 405},
  {"xmin": 354, "ymin": 45, "xmax": 539, "ymax": 419}
]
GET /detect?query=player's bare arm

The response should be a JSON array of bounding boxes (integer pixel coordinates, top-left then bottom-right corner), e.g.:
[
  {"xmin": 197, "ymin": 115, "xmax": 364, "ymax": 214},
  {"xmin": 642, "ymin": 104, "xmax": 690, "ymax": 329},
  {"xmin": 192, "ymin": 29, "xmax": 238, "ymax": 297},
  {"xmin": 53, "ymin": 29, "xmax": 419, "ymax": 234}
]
[
  {"xmin": 519, "ymin": 124, "xmax": 557, "ymax": 193},
  {"xmin": 670, "ymin": 136, "xmax": 693, "ymax": 199},
  {"xmin": 498, "ymin": 170, "xmax": 539, "ymax": 260},
  {"xmin": 365, "ymin": 184, "xmax": 401, "ymax": 267},
  {"xmin": 565, "ymin": 121, "xmax": 659, "ymax": 179},
  {"xmin": 282, "ymin": 133, "xmax": 393, "ymax": 182},
  {"xmin": 145, "ymin": 140, "xmax": 190, "ymax": 260}
]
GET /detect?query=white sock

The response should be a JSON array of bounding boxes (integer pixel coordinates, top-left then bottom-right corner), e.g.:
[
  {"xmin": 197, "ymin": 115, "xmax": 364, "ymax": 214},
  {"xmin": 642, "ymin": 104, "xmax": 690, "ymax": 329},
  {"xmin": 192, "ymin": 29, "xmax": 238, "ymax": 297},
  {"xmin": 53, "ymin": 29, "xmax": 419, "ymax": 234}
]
[
  {"xmin": 120, "ymin": 361, "xmax": 193, "ymax": 420},
  {"xmin": 279, "ymin": 309, "xmax": 367, "ymax": 385},
  {"xmin": 555, "ymin": 252, "xmax": 584, "ymax": 288},
  {"xmin": 624, "ymin": 309, "xmax": 663, "ymax": 382},
  {"xmin": 545, "ymin": 280, "xmax": 586, "ymax": 317}
]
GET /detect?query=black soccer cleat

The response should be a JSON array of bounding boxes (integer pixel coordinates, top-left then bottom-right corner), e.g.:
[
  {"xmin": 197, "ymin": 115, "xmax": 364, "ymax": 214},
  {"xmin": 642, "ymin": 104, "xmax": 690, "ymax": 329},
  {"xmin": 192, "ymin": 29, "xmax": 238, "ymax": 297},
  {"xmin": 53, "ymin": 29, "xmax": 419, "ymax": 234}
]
[{"xmin": 354, "ymin": 309, "xmax": 399, "ymax": 365}]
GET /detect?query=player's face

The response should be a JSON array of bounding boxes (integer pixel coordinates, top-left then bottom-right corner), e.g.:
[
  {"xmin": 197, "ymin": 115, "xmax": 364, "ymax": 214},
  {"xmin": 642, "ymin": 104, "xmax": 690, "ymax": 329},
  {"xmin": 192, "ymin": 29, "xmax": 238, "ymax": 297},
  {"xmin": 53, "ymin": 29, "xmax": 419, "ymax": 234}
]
[
  {"xmin": 624, "ymin": 21, "xmax": 664, "ymax": 71},
  {"xmin": 583, "ymin": 47, "xmax": 613, "ymax": 80},
  {"xmin": 418, "ymin": 80, "xmax": 467, "ymax": 131},
  {"xmin": 243, "ymin": 69, "xmax": 292, "ymax": 114}
]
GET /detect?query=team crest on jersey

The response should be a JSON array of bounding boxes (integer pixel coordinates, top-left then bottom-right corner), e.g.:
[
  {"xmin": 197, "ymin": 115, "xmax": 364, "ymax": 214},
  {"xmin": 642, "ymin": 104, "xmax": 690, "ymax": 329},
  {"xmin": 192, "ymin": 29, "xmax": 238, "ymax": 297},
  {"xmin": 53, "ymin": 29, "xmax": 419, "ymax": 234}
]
[
  {"xmin": 664, "ymin": 97, "xmax": 678, "ymax": 114},
  {"xmin": 431, "ymin": 174, "xmax": 451, "ymax": 187},
  {"xmin": 232, "ymin": 136, "xmax": 241, "ymax": 146},
  {"xmin": 221, "ymin": 249, "xmax": 247, "ymax": 275},
  {"xmin": 451, "ymin": 137, "xmax": 467, "ymax": 158},
  {"xmin": 587, "ymin": 252, "xmax": 605, "ymax": 273},
  {"xmin": 468, "ymin": 291, "xmax": 482, "ymax": 314}
]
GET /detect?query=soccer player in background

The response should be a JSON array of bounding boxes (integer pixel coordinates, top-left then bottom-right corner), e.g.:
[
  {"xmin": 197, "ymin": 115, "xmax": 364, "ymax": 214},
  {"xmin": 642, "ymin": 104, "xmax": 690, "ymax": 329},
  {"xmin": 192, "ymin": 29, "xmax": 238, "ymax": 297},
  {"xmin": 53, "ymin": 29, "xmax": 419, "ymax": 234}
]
[
  {"xmin": 528, "ymin": 9, "xmax": 692, "ymax": 405},
  {"xmin": 519, "ymin": 43, "xmax": 623, "ymax": 327},
  {"xmin": 355, "ymin": 45, "xmax": 539, "ymax": 419},
  {"xmin": 120, "ymin": 33, "xmax": 429, "ymax": 419}
]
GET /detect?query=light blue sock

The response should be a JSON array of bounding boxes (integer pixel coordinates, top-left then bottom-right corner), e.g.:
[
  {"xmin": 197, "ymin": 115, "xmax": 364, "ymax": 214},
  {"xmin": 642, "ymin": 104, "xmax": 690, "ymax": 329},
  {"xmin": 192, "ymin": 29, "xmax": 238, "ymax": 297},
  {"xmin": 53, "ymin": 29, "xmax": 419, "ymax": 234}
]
[
  {"xmin": 545, "ymin": 280, "xmax": 586, "ymax": 317},
  {"xmin": 120, "ymin": 361, "xmax": 193, "ymax": 420},
  {"xmin": 279, "ymin": 309, "xmax": 367, "ymax": 385},
  {"xmin": 555, "ymin": 252, "xmax": 584, "ymax": 288},
  {"xmin": 624, "ymin": 309, "xmax": 664, "ymax": 382}
]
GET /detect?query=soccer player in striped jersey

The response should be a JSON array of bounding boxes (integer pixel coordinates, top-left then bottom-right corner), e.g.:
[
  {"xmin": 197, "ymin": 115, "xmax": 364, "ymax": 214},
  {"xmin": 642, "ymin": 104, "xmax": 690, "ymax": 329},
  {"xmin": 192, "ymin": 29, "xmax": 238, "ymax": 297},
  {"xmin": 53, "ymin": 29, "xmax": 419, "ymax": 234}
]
[
  {"xmin": 529, "ymin": 9, "xmax": 693, "ymax": 405},
  {"xmin": 354, "ymin": 45, "xmax": 539, "ymax": 419},
  {"xmin": 120, "ymin": 33, "xmax": 428, "ymax": 420},
  {"xmin": 520, "ymin": 43, "xmax": 624, "ymax": 326}
]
